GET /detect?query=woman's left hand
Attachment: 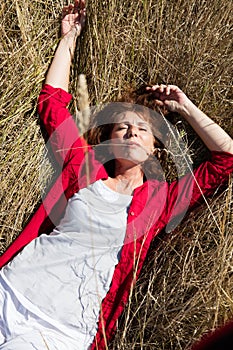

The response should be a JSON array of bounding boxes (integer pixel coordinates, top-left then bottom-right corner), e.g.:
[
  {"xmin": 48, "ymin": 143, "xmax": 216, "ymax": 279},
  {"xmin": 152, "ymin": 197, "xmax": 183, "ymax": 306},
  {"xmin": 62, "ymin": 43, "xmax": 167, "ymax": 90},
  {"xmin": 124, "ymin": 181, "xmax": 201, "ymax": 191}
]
[
  {"xmin": 146, "ymin": 84, "xmax": 191, "ymax": 114},
  {"xmin": 146, "ymin": 84, "xmax": 233, "ymax": 153}
]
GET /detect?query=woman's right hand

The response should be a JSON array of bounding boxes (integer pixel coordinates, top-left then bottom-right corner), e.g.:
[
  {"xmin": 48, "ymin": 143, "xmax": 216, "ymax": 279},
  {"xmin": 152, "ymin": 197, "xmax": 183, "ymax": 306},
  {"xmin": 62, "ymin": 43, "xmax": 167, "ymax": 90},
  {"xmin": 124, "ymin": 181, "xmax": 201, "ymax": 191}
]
[{"xmin": 61, "ymin": 0, "xmax": 86, "ymax": 39}]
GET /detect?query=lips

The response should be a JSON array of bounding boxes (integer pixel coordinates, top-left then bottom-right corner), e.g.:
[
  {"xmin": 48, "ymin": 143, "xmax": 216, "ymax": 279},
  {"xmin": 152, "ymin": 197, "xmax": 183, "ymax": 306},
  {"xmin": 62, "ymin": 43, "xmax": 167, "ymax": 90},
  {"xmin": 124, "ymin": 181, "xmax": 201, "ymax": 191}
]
[
  {"xmin": 112, "ymin": 140, "xmax": 142, "ymax": 148},
  {"xmin": 111, "ymin": 139, "xmax": 147, "ymax": 153},
  {"xmin": 124, "ymin": 141, "xmax": 150, "ymax": 155},
  {"xmin": 125, "ymin": 141, "xmax": 141, "ymax": 147}
]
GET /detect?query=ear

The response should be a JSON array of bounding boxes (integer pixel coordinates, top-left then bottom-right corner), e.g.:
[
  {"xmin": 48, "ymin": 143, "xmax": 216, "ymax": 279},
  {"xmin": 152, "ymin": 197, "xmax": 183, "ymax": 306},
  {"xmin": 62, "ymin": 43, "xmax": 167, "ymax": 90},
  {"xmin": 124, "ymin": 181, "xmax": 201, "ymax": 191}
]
[{"xmin": 149, "ymin": 147, "xmax": 157, "ymax": 156}]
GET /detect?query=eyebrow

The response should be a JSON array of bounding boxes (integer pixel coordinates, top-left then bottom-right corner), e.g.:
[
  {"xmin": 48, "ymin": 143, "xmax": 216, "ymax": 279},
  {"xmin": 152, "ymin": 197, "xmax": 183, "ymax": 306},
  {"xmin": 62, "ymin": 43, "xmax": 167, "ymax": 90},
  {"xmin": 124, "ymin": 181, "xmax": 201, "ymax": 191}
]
[{"xmin": 116, "ymin": 121, "xmax": 150, "ymax": 126}]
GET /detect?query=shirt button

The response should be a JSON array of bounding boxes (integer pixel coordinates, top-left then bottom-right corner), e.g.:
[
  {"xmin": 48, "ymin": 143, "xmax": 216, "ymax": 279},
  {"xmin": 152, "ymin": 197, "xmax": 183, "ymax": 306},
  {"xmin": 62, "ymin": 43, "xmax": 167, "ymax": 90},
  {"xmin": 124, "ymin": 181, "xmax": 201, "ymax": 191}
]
[{"xmin": 130, "ymin": 211, "xmax": 135, "ymax": 216}]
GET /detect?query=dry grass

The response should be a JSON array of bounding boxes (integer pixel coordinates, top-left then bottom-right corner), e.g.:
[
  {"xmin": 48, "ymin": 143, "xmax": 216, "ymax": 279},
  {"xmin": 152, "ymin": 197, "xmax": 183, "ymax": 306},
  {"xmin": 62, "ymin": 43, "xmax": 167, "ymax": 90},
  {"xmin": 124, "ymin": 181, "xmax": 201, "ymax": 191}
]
[
  {"xmin": 111, "ymin": 182, "xmax": 233, "ymax": 349},
  {"xmin": 0, "ymin": 0, "xmax": 232, "ymax": 348}
]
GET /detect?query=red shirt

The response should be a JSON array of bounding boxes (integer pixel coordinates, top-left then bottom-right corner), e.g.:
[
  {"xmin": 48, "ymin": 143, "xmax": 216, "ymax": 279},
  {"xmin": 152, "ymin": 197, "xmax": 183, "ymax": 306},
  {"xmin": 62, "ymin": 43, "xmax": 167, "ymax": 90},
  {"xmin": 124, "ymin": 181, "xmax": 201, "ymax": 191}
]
[{"xmin": 1, "ymin": 85, "xmax": 232, "ymax": 349}]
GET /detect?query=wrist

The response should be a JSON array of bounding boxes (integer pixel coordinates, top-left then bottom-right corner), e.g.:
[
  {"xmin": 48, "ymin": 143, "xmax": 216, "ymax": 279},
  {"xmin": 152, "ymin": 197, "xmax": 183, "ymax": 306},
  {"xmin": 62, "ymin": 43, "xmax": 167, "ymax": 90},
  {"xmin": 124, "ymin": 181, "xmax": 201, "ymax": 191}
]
[
  {"xmin": 60, "ymin": 34, "xmax": 78, "ymax": 57},
  {"xmin": 61, "ymin": 33, "xmax": 77, "ymax": 45},
  {"xmin": 62, "ymin": 26, "xmax": 81, "ymax": 42},
  {"xmin": 179, "ymin": 99, "xmax": 199, "ymax": 119}
]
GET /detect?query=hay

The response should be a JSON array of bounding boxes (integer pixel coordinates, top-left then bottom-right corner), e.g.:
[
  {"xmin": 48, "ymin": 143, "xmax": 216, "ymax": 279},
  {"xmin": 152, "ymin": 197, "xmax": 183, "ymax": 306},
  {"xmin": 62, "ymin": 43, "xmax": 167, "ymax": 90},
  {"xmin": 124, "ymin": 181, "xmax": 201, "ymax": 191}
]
[{"xmin": 0, "ymin": 0, "xmax": 232, "ymax": 348}]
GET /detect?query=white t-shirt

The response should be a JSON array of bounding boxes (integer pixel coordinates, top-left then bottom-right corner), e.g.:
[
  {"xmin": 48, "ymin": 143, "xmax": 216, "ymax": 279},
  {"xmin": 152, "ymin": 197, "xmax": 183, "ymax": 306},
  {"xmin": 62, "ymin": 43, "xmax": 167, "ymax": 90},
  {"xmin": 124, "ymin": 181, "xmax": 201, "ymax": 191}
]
[{"xmin": 1, "ymin": 180, "xmax": 132, "ymax": 348}]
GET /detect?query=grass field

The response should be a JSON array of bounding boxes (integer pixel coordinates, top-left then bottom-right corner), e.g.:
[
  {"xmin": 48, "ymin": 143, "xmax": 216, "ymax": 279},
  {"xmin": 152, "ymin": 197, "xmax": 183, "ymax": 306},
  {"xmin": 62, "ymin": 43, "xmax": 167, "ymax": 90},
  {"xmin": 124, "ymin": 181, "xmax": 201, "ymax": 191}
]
[{"xmin": 0, "ymin": 0, "xmax": 232, "ymax": 348}]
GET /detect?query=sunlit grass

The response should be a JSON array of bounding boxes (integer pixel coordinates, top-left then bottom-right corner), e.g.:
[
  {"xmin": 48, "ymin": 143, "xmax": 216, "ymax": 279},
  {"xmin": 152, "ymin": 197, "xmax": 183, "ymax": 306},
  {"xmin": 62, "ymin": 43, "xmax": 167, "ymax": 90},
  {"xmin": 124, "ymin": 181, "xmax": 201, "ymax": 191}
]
[{"xmin": 0, "ymin": 0, "xmax": 232, "ymax": 348}]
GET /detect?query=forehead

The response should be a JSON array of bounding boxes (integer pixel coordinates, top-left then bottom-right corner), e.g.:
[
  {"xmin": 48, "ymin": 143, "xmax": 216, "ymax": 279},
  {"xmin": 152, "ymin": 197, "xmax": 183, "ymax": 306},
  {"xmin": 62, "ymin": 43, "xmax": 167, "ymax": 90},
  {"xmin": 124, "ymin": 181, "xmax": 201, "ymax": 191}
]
[{"xmin": 112, "ymin": 111, "xmax": 151, "ymax": 125}]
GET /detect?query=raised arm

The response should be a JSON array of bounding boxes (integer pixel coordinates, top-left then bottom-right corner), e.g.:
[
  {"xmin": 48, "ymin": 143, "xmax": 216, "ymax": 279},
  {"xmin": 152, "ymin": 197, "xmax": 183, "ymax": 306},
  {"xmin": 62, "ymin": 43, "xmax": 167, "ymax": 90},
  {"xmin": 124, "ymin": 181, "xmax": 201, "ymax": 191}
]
[
  {"xmin": 146, "ymin": 84, "xmax": 233, "ymax": 154},
  {"xmin": 45, "ymin": 0, "xmax": 86, "ymax": 91}
]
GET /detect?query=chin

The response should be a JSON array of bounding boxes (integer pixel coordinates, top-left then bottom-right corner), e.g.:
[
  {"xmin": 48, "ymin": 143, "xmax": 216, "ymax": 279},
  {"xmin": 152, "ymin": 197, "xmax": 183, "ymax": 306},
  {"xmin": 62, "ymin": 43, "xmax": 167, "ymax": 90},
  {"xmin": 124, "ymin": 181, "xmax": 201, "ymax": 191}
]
[
  {"xmin": 115, "ymin": 156, "xmax": 147, "ymax": 168},
  {"xmin": 115, "ymin": 148, "xmax": 148, "ymax": 164}
]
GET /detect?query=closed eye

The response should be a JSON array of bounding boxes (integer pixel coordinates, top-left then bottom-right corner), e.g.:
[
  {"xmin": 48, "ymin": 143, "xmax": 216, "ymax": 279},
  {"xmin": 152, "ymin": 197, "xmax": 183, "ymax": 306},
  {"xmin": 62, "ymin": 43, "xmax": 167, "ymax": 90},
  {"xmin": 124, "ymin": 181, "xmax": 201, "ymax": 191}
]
[{"xmin": 117, "ymin": 126, "xmax": 128, "ymax": 130}]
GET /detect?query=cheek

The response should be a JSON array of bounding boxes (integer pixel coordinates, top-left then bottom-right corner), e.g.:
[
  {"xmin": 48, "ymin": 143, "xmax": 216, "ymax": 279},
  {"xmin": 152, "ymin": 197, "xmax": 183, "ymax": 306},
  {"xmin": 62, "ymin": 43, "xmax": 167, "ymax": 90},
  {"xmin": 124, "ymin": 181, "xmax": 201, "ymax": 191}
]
[
  {"xmin": 109, "ymin": 137, "xmax": 121, "ymax": 156},
  {"xmin": 110, "ymin": 131, "xmax": 125, "ymax": 150},
  {"xmin": 144, "ymin": 135, "xmax": 155, "ymax": 150}
]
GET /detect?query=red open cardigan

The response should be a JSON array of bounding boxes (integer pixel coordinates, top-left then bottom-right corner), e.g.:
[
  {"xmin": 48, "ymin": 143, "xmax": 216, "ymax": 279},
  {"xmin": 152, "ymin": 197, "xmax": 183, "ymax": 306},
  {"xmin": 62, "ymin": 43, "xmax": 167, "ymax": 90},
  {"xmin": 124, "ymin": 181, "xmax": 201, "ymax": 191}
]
[{"xmin": 1, "ymin": 85, "xmax": 233, "ymax": 349}]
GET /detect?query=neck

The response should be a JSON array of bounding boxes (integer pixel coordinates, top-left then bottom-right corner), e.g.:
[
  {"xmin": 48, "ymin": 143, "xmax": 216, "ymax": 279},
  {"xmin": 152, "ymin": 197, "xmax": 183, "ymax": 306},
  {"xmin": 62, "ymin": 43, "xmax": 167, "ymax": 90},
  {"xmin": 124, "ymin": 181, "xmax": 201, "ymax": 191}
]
[
  {"xmin": 108, "ymin": 162, "xmax": 144, "ymax": 194},
  {"xmin": 103, "ymin": 161, "xmax": 145, "ymax": 195},
  {"xmin": 114, "ymin": 162, "xmax": 144, "ymax": 184}
]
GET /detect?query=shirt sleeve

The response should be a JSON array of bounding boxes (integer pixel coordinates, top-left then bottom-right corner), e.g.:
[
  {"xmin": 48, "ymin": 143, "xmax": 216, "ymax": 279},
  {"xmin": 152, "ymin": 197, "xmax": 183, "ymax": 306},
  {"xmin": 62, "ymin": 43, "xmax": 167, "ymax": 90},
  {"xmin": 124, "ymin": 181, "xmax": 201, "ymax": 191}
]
[
  {"xmin": 37, "ymin": 84, "xmax": 86, "ymax": 166},
  {"xmin": 164, "ymin": 151, "xmax": 233, "ymax": 232}
]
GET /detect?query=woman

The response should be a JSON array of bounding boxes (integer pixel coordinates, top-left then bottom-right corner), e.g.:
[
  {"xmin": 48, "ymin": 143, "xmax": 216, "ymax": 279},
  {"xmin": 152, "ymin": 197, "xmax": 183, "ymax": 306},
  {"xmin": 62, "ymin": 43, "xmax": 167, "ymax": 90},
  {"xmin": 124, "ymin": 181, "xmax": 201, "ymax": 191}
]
[{"xmin": 0, "ymin": 1, "xmax": 232, "ymax": 349}]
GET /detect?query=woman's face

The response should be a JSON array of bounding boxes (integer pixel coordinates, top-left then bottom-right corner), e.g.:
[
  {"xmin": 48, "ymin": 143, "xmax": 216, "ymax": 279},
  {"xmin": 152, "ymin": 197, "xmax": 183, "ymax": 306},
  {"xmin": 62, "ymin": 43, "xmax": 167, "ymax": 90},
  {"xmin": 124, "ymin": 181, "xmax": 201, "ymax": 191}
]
[{"xmin": 110, "ymin": 111, "xmax": 155, "ymax": 166}]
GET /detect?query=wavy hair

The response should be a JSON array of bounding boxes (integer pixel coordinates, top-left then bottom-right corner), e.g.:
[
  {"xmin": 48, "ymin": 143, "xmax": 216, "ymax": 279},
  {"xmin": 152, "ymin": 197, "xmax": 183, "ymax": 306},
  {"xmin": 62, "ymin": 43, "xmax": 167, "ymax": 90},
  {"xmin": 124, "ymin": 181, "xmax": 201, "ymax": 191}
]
[{"xmin": 85, "ymin": 86, "xmax": 171, "ymax": 180}]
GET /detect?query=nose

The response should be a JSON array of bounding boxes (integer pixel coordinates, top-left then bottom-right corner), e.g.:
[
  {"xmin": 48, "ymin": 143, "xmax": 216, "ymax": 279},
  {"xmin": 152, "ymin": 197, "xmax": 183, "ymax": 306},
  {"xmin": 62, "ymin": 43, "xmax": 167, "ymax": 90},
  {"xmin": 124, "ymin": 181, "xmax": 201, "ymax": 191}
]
[{"xmin": 127, "ymin": 125, "xmax": 138, "ymax": 138}]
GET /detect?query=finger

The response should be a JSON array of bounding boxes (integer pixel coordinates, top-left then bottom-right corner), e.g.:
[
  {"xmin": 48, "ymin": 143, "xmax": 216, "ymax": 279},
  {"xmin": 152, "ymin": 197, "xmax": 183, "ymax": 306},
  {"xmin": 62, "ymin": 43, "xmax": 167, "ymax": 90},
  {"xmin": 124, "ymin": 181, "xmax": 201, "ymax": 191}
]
[
  {"xmin": 62, "ymin": 6, "xmax": 69, "ymax": 16},
  {"xmin": 158, "ymin": 84, "xmax": 168, "ymax": 93},
  {"xmin": 165, "ymin": 85, "xmax": 170, "ymax": 95},
  {"xmin": 163, "ymin": 100, "xmax": 176, "ymax": 112},
  {"xmin": 68, "ymin": 13, "xmax": 75, "ymax": 27},
  {"xmin": 145, "ymin": 86, "xmax": 165, "ymax": 101},
  {"xmin": 73, "ymin": 13, "xmax": 80, "ymax": 27},
  {"xmin": 73, "ymin": 5, "xmax": 86, "ymax": 27},
  {"xmin": 154, "ymin": 99, "xmax": 164, "ymax": 107},
  {"xmin": 150, "ymin": 85, "xmax": 160, "ymax": 91},
  {"xmin": 62, "ymin": 5, "xmax": 69, "ymax": 11},
  {"xmin": 68, "ymin": 4, "xmax": 74, "ymax": 13},
  {"xmin": 80, "ymin": 0, "xmax": 86, "ymax": 10},
  {"xmin": 74, "ymin": 0, "xmax": 85, "ymax": 12},
  {"xmin": 74, "ymin": 0, "xmax": 80, "ymax": 13},
  {"xmin": 79, "ymin": 8, "xmax": 86, "ymax": 27}
]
